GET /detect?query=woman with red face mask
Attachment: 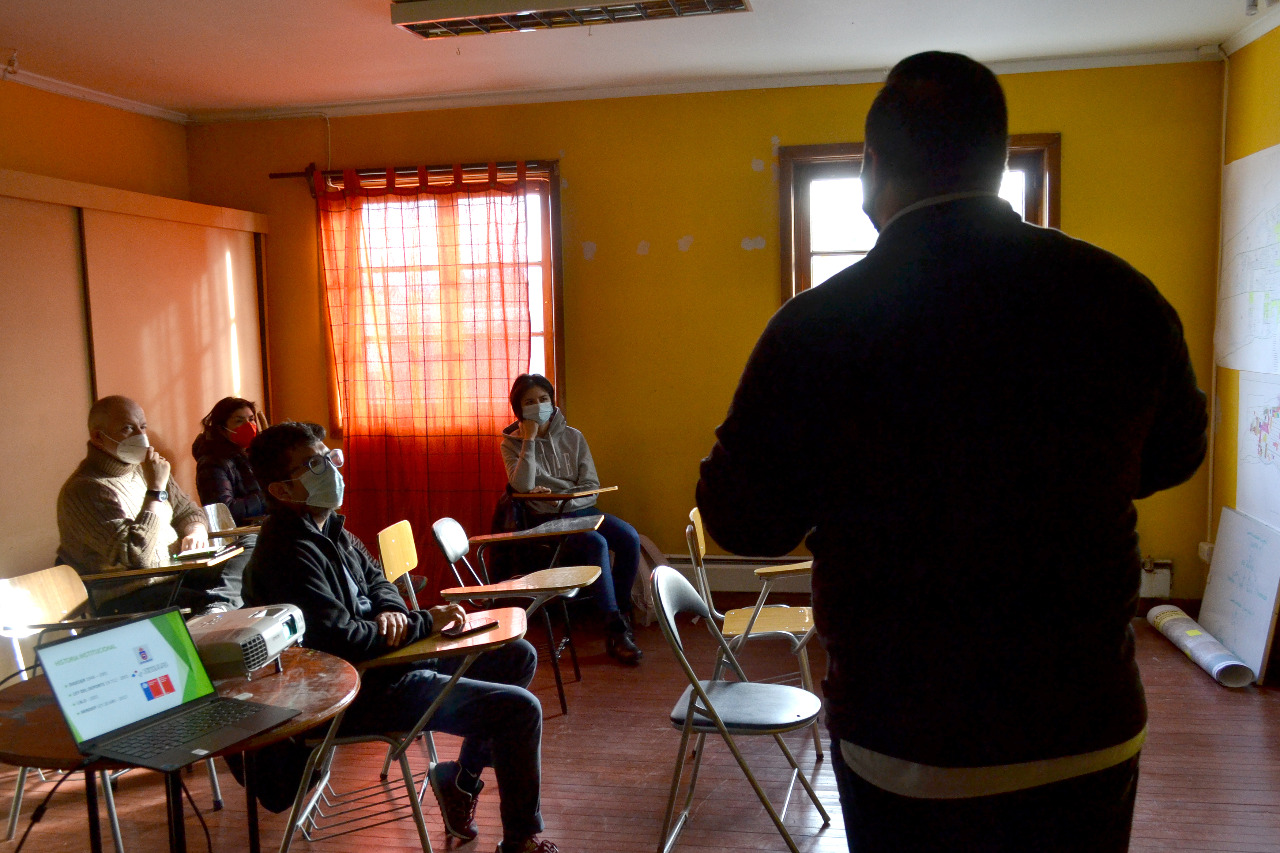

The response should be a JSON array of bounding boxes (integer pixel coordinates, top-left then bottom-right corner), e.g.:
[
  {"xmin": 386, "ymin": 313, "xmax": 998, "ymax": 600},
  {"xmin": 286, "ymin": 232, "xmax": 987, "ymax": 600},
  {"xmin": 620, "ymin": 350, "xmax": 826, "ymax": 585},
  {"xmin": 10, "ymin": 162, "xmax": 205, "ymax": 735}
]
[{"xmin": 192, "ymin": 396, "xmax": 266, "ymax": 524}]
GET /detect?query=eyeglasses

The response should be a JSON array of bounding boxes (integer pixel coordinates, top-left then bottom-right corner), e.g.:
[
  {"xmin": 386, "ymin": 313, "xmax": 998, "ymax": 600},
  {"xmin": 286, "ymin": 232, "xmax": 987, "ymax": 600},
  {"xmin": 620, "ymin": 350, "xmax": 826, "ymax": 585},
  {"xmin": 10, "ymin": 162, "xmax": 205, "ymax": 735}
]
[{"xmin": 298, "ymin": 448, "xmax": 344, "ymax": 476}]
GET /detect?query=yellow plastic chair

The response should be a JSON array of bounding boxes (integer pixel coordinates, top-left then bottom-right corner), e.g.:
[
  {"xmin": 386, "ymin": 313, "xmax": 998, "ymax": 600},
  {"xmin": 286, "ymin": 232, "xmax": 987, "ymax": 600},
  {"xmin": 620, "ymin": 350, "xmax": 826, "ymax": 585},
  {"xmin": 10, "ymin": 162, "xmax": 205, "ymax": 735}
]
[
  {"xmin": 378, "ymin": 520, "xmax": 422, "ymax": 611},
  {"xmin": 374, "ymin": 520, "xmax": 436, "ymax": 778},
  {"xmin": 686, "ymin": 507, "xmax": 822, "ymax": 757}
]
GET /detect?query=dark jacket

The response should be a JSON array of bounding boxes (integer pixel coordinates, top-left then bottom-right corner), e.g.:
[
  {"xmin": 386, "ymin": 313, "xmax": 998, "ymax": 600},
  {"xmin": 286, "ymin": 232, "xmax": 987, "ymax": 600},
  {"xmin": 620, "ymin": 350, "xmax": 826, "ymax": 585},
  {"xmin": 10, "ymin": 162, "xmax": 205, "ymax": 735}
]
[
  {"xmin": 697, "ymin": 196, "xmax": 1207, "ymax": 768},
  {"xmin": 244, "ymin": 510, "xmax": 432, "ymax": 663},
  {"xmin": 192, "ymin": 433, "xmax": 266, "ymax": 524}
]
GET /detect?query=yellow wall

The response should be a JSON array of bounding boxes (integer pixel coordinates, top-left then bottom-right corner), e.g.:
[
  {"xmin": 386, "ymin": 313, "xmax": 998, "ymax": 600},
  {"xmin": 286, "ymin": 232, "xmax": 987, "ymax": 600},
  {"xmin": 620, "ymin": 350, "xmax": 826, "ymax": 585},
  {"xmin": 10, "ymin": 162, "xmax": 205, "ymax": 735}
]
[
  {"xmin": 0, "ymin": 81, "xmax": 189, "ymax": 199},
  {"xmin": 1214, "ymin": 28, "xmax": 1280, "ymax": 545},
  {"xmin": 187, "ymin": 61, "xmax": 1222, "ymax": 593}
]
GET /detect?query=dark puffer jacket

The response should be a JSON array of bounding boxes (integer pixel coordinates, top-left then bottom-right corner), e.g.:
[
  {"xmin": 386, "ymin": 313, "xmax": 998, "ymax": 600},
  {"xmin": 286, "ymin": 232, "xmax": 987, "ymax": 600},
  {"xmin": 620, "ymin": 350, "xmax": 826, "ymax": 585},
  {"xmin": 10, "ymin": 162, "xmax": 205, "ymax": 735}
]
[{"xmin": 192, "ymin": 432, "xmax": 266, "ymax": 524}]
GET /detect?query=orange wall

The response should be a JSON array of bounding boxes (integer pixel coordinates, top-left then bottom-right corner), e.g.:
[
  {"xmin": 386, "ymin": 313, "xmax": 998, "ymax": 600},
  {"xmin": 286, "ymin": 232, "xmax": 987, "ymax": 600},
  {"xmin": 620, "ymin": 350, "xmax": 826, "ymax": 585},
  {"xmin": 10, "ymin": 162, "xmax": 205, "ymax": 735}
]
[
  {"xmin": 0, "ymin": 82, "xmax": 189, "ymax": 199},
  {"xmin": 187, "ymin": 61, "xmax": 1223, "ymax": 591}
]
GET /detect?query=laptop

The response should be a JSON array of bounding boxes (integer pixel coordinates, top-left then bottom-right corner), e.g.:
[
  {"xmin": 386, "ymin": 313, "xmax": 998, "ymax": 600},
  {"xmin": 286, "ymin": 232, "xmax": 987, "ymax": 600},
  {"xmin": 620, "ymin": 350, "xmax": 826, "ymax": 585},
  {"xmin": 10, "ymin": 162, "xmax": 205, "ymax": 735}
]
[{"xmin": 36, "ymin": 608, "xmax": 299, "ymax": 772}]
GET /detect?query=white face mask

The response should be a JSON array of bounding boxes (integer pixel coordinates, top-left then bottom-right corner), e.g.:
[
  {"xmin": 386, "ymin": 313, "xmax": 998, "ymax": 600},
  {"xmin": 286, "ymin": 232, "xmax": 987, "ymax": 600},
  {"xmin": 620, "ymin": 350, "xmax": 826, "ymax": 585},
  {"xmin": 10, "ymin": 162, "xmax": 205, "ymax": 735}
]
[
  {"xmin": 107, "ymin": 433, "xmax": 150, "ymax": 465},
  {"xmin": 298, "ymin": 464, "xmax": 345, "ymax": 509},
  {"xmin": 522, "ymin": 401, "xmax": 554, "ymax": 425}
]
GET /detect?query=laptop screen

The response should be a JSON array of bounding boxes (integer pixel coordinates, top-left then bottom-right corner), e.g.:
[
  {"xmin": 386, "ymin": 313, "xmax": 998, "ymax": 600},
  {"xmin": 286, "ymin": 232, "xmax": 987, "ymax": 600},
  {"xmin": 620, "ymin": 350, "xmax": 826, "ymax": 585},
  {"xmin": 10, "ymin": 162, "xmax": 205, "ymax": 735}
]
[{"xmin": 37, "ymin": 608, "xmax": 216, "ymax": 746}]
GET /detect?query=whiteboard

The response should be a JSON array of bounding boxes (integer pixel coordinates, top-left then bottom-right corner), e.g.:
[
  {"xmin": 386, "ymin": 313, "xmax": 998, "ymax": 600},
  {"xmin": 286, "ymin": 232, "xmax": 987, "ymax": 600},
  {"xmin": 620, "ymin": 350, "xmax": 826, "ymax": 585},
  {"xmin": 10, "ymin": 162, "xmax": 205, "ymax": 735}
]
[{"xmin": 1199, "ymin": 507, "xmax": 1280, "ymax": 685}]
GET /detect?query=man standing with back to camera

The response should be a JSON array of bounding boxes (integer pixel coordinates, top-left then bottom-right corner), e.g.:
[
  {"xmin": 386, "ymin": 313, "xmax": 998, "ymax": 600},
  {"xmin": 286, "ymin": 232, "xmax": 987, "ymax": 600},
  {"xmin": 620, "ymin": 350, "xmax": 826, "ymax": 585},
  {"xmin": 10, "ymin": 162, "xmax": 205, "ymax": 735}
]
[{"xmin": 697, "ymin": 52, "xmax": 1207, "ymax": 852}]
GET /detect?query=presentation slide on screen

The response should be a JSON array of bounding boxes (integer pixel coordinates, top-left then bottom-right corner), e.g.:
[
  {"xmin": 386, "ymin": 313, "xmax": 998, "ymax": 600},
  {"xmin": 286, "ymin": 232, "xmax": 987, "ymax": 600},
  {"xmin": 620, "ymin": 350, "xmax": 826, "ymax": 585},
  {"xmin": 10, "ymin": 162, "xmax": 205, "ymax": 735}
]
[{"xmin": 42, "ymin": 612, "xmax": 212, "ymax": 743}]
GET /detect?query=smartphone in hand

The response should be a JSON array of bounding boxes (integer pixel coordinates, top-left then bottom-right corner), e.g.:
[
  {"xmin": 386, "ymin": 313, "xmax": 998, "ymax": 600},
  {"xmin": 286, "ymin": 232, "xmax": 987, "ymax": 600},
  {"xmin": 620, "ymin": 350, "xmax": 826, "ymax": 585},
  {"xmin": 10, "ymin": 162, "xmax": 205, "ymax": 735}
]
[{"xmin": 440, "ymin": 618, "xmax": 499, "ymax": 639}]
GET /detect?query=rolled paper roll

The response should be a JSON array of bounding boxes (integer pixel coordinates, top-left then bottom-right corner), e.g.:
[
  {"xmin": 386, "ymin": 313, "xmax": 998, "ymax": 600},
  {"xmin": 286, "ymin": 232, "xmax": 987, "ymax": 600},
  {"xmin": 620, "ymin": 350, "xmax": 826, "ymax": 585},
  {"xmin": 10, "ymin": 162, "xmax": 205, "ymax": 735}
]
[{"xmin": 1147, "ymin": 605, "xmax": 1255, "ymax": 688}]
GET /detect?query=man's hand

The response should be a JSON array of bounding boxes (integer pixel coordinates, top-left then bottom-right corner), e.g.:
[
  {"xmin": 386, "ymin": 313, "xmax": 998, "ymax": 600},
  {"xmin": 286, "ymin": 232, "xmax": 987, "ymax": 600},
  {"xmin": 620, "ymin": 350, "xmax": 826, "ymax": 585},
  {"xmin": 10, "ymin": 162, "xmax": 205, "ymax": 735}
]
[
  {"xmin": 142, "ymin": 447, "xmax": 171, "ymax": 491},
  {"xmin": 427, "ymin": 604, "xmax": 467, "ymax": 634},
  {"xmin": 376, "ymin": 611, "xmax": 411, "ymax": 648},
  {"xmin": 179, "ymin": 524, "xmax": 209, "ymax": 553},
  {"xmin": 528, "ymin": 485, "xmax": 552, "ymax": 494},
  {"xmin": 518, "ymin": 418, "xmax": 539, "ymax": 440}
]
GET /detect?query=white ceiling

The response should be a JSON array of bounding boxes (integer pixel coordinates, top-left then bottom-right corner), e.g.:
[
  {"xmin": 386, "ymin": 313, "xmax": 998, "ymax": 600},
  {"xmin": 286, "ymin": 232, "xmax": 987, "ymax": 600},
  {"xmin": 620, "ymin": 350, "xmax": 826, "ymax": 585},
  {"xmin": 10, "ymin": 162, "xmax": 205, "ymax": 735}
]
[{"xmin": 2, "ymin": 0, "xmax": 1279, "ymax": 123}]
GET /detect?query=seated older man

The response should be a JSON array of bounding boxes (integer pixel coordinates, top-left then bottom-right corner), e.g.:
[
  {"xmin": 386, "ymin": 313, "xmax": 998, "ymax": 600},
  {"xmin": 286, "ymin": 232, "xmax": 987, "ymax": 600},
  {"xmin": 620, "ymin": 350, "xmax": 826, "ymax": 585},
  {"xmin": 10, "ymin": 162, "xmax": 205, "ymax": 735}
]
[{"xmin": 57, "ymin": 395, "xmax": 246, "ymax": 615}]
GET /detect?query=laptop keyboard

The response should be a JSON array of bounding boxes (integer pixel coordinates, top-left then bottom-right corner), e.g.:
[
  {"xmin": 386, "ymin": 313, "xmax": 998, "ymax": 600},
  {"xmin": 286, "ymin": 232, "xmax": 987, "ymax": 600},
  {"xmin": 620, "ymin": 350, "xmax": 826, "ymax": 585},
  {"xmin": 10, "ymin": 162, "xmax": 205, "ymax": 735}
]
[{"xmin": 107, "ymin": 700, "xmax": 259, "ymax": 759}]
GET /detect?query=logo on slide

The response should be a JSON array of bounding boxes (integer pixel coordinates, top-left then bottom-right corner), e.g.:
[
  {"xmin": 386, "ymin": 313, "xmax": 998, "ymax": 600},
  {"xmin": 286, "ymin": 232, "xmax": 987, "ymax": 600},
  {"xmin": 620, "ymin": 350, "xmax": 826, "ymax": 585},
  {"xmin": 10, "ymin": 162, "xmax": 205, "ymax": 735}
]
[
  {"xmin": 135, "ymin": 645, "xmax": 151, "ymax": 664},
  {"xmin": 140, "ymin": 675, "xmax": 175, "ymax": 701}
]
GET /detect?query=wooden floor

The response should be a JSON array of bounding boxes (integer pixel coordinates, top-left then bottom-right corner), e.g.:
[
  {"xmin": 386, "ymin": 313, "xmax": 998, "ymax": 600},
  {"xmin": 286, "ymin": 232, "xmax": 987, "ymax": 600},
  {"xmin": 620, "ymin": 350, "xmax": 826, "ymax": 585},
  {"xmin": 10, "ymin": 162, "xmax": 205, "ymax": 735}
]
[{"xmin": 5, "ymin": 597, "xmax": 1280, "ymax": 852}]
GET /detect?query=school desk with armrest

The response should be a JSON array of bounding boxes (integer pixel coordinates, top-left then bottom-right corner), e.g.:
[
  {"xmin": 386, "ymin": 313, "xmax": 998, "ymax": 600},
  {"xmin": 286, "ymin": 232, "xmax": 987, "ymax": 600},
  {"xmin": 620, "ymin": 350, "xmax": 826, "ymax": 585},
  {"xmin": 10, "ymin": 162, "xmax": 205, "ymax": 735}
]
[
  {"xmin": 275, "ymin": 607, "xmax": 527, "ymax": 853},
  {"xmin": 436, "ymin": 515, "xmax": 603, "ymax": 715}
]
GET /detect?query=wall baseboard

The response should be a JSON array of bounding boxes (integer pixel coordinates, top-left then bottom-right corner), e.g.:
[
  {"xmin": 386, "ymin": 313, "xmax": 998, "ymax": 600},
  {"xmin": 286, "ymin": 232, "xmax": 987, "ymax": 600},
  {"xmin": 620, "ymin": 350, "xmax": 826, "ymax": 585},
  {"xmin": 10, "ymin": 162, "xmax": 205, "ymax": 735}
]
[{"xmin": 662, "ymin": 555, "xmax": 812, "ymax": 594}]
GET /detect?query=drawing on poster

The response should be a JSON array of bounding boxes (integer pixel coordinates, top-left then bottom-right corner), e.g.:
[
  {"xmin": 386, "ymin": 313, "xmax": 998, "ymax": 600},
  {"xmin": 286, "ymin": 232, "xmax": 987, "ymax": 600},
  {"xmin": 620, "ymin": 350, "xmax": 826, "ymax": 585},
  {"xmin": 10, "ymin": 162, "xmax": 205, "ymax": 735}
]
[
  {"xmin": 1216, "ymin": 144, "xmax": 1280, "ymax": 374},
  {"xmin": 1238, "ymin": 372, "xmax": 1280, "ymax": 529}
]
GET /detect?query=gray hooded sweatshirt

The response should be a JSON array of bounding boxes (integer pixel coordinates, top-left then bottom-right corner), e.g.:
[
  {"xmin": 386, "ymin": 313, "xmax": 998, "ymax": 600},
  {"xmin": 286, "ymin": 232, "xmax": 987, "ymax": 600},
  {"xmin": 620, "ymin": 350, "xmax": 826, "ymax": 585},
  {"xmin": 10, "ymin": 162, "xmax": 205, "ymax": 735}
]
[{"xmin": 500, "ymin": 408, "xmax": 600, "ymax": 516}]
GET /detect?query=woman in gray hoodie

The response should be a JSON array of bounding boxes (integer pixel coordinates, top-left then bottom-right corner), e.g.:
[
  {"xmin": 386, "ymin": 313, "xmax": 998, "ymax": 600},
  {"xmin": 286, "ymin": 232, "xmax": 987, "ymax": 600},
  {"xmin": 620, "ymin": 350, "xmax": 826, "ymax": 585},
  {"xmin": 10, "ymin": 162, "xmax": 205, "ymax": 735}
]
[{"xmin": 500, "ymin": 374, "xmax": 643, "ymax": 665}]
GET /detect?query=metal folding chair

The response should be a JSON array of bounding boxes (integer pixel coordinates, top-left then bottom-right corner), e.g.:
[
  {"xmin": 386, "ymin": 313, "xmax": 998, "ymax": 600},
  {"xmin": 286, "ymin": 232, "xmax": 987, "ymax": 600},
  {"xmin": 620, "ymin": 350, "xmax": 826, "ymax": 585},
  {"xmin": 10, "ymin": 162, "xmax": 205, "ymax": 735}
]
[{"xmin": 649, "ymin": 565, "xmax": 830, "ymax": 853}]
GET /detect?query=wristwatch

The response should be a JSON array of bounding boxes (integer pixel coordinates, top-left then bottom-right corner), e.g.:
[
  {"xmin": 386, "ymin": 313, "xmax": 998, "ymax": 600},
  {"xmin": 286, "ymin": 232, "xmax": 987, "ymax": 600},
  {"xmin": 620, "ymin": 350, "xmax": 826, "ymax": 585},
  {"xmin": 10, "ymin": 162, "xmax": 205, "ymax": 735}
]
[{"xmin": 145, "ymin": 488, "xmax": 169, "ymax": 502}]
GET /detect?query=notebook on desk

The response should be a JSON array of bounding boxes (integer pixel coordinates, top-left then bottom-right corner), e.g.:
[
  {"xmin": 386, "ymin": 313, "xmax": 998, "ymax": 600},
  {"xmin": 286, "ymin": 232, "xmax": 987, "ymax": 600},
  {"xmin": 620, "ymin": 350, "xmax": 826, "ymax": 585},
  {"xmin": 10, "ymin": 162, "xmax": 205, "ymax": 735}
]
[{"xmin": 36, "ymin": 608, "xmax": 298, "ymax": 772}]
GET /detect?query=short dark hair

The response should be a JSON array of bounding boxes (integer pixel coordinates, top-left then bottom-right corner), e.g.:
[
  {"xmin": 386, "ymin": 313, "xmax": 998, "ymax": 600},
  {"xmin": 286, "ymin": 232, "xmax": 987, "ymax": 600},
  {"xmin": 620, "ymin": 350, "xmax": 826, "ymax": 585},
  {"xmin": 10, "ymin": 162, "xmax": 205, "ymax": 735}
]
[
  {"xmin": 202, "ymin": 396, "xmax": 257, "ymax": 432},
  {"xmin": 865, "ymin": 51, "xmax": 1008, "ymax": 195},
  {"xmin": 249, "ymin": 421, "xmax": 326, "ymax": 487},
  {"xmin": 509, "ymin": 374, "xmax": 556, "ymax": 418}
]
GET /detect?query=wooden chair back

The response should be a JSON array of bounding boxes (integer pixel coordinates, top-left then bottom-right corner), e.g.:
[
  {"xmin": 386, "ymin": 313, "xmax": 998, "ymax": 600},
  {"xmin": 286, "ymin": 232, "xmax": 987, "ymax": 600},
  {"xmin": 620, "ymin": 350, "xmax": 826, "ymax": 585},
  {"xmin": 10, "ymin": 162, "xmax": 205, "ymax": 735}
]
[
  {"xmin": 204, "ymin": 502, "xmax": 236, "ymax": 532},
  {"xmin": 685, "ymin": 507, "xmax": 724, "ymax": 621},
  {"xmin": 0, "ymin": 565, "xmax": 89, "ymax": 634},
  {"xmin": 378, "ymin": 520, "xmax": 420, "ymax": 610}
]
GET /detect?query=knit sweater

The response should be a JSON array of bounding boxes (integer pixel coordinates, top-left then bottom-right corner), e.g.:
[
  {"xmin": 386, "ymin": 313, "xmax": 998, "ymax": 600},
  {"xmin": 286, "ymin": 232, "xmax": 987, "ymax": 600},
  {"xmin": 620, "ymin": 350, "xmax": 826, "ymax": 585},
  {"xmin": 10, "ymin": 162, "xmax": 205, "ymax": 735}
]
[{"xmin": 57, "ymin": 443, "xmax": 206, "ymax": 574}]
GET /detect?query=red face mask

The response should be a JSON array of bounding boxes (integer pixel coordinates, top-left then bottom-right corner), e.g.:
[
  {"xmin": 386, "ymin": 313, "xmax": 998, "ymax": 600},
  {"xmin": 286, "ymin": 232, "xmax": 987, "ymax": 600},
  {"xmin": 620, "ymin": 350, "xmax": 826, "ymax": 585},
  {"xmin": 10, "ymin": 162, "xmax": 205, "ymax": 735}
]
[{"xmin": 227, "ymin": 420, "xmax": 258, "ymax": 449}]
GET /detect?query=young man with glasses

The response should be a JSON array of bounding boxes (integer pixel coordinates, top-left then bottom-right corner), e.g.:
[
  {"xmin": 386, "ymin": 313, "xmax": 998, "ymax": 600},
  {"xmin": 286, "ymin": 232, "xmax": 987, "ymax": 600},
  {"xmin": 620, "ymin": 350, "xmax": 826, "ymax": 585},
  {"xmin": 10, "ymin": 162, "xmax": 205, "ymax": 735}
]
[{"xmin": 244, "ymin": 421, "xmax": 559, "ymax": 853}]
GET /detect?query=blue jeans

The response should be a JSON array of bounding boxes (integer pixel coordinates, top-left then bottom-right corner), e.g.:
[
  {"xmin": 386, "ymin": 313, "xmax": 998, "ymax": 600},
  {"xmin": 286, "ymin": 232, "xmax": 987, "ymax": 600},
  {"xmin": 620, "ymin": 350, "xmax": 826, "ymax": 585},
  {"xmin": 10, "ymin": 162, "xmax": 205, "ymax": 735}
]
[
  {"xmin": 344, "ymin": 639, "xmax": 543, "ymax": 845},
  {"xmin": 540, "ymin": 508, "xmax": 640, "ymax": 619},
  {"xmin": 831, "ymin": 736, "xmax": 1139, "ymax": 852}
]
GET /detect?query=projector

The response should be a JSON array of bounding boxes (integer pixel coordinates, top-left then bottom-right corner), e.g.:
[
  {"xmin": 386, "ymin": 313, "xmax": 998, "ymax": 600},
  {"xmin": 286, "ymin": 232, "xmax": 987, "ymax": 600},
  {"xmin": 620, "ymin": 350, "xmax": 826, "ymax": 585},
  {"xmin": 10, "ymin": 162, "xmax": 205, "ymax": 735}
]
[{"xmin": 187, "ymin": 604, "xmax": 306, "ymax": 680}]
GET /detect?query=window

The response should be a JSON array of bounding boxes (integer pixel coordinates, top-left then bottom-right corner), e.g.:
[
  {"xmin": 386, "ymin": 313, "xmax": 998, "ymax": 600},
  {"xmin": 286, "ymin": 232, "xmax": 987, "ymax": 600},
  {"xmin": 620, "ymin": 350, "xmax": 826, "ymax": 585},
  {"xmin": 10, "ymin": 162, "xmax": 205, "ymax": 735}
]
[
  {"xmin": 314, "ymin": 161, "xmax": 565, "ymax": 599},
  {"xmin": 352, "ymin": 169, "xmax": 562, "ymax": 394},
  {"xmin": 778, "ymin": 134, "xmax": 1060, "ymax": 302}
]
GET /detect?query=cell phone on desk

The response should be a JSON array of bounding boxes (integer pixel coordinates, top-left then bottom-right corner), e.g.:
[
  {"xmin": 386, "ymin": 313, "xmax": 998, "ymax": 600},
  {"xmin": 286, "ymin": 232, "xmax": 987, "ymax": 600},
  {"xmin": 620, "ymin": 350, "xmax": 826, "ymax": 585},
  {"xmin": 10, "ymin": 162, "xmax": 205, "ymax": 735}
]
[{"xmin": 440, "ymin": 618, "xmax": 500, "ymax": 639}]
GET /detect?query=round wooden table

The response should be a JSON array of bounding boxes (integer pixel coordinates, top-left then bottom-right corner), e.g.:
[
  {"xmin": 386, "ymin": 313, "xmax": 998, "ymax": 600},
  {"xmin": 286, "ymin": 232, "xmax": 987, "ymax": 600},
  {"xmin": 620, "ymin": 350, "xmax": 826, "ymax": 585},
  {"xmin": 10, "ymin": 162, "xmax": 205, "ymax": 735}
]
[{"xmin": 0, "ymin": 646, "xmax": 359, "ymax": 853}]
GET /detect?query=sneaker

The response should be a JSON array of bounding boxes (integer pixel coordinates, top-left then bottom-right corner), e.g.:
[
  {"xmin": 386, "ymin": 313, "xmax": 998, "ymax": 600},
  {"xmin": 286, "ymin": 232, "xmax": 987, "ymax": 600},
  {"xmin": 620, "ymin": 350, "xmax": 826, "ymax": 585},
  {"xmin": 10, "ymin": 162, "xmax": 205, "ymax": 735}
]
[
  {"xmin": 429, "ymin": 760, "xmax": 482, "ymax": 842},
  {"xmin": 498, "ymin": 838, "xmax": 560, "ymax": 853}
]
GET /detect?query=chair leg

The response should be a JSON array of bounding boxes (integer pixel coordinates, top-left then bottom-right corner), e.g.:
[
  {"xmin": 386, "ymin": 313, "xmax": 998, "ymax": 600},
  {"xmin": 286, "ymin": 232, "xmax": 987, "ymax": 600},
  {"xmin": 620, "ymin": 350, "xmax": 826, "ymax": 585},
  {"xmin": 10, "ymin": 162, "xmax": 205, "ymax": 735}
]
[
  {"xmin": 559, "ymin": 598, "xmax": 582, "ymax": 682},
  {"xmin": 5, "ymin": 767, "xmax": 27, "ymax": 841},
  {"xmin": 716, "ymin": 727, "xmax": 806, "ymax": 853},
  {"xmin": 206, "ymin": 758, "xmax": 224, "ymax": 810},
  {"xmin": 797, "ymin": 646, "xmax": 824, "ymax": 759},
  {"xmin": 541, "ymin": 608, "xmax": 569, "ymax": 715},
  {"xmin": 100, "ymin": 770, "xmax": 125, "ymax": 853},
  {"xmin": 395, "ymin": 750, "xmax": 433, "ymax": 853},
  {"xmin": 278, "ymin": 743, "xmax": 330, "ymax": 853},
  {"xmin": 658, "ymin": 724, "xmax": 698, "ymax": 853},
  {"xmin": 773, "ymin": 732, "xmax": 831, "ymax": 825}
]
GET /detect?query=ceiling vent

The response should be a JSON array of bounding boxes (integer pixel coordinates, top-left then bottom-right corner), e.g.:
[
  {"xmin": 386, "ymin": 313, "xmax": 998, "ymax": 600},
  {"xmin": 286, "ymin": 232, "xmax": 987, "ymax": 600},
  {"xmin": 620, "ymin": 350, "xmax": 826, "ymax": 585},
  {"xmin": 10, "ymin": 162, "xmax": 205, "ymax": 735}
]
[{"xmin": 392, "ymin": 0, "xmax": 750, "ymax": 39}]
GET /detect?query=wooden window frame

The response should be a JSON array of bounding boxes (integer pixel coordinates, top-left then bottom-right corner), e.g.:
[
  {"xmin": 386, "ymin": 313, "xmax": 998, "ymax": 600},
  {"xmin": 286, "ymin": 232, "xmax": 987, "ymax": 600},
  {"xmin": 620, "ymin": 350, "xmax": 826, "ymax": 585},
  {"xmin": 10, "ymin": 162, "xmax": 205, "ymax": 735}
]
[{"xmin": 779, "ymin": 134, "xmax": 1061, "ymax": 303}]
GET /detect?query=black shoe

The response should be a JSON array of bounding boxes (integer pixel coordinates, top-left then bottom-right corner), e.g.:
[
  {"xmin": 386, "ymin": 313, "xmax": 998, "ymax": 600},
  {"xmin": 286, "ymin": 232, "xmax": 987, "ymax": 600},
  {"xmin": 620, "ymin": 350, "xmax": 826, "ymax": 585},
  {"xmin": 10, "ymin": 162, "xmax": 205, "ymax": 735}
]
[
  {"xmin": 605, "ymin": 621, "xmax": 643, "ymax": 665},
  {"xmin": 429, "ymin": 760, "xmax": 482, "ymax": 841}
]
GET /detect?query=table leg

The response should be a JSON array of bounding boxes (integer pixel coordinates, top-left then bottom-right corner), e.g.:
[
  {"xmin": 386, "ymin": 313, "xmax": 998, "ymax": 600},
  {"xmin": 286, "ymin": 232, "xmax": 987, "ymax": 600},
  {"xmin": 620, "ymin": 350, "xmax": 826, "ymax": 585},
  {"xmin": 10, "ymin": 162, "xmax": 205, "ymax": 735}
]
[
  {"xmin": 84, "ymin": 768, "xmax": 103, "ymax": 853},
  {"xmin": 165, "ymin": 771, "xmax": 186, "ymax": 853},
  {"xmin": 244, "ymin": 752, "xmax": 261, "ymax": 853}
]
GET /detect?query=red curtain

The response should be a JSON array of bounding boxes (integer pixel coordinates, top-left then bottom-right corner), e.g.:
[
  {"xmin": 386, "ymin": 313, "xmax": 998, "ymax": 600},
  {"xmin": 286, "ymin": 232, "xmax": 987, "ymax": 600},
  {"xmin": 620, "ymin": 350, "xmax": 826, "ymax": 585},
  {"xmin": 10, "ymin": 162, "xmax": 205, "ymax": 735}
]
[{"xmin": 315, "ymin": 164, "xmax": 531, "ymax": 601}]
